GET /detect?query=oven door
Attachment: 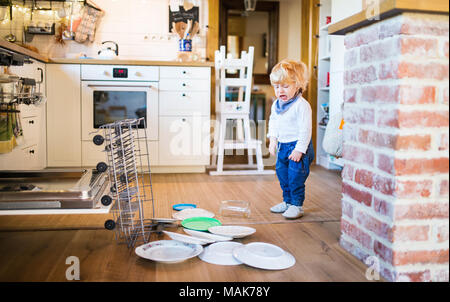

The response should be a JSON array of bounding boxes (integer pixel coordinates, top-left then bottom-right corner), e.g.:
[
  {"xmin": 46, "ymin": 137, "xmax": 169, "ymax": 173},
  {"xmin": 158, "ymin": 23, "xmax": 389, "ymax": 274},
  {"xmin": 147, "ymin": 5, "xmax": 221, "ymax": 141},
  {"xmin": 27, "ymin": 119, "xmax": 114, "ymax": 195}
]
[{"xmin": 81, "ymin": 81, "xmax": 158, "ymax": 141}]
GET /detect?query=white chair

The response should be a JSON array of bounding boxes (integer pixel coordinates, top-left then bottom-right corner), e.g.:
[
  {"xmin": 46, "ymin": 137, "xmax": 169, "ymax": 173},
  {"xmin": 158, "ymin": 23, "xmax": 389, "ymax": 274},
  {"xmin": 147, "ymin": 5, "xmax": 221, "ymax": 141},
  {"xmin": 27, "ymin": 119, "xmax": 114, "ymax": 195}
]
[{"xmin": 209, "ymin": 45, "xmax": 274, "ymax": 176}]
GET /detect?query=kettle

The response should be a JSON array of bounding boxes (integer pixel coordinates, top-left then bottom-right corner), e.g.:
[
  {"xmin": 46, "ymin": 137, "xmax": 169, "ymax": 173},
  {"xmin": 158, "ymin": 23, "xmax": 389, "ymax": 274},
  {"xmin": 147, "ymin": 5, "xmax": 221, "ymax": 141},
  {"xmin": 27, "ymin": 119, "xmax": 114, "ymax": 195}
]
[{"xmin": 97, "ymin": 41, "xmax": 119, "ymax": 59}]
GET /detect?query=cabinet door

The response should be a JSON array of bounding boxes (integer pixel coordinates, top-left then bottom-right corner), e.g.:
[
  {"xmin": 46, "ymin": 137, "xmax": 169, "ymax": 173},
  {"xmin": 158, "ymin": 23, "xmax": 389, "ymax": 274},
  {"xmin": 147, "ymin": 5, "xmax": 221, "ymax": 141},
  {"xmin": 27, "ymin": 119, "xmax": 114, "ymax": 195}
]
[
  {"xmin": 159, "ymin": 116, "xmax": 210, "ymax": 165},
  {"xmin": 46, "ymin": 64, "xmax": 82, "ymax": 167}
]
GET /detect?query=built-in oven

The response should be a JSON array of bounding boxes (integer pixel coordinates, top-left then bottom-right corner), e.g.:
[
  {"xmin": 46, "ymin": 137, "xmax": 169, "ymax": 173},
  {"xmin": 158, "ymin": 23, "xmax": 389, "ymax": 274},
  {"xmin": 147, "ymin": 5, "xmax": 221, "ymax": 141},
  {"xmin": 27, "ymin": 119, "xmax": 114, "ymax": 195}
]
[{"xmin": 81, "ymin": 65, "xmax": 159, "ymax": 141}]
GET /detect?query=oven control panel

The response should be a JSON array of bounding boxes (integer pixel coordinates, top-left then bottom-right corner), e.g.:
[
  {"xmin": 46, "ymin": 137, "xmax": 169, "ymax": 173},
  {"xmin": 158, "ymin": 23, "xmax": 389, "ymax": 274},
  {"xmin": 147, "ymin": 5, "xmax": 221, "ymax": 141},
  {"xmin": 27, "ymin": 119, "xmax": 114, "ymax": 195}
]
[
  {"xmin": 113, "ymin": 68, "xmax": 128, "ymax": 78},
  {"xmin": 81, "ymin": 65, "xmax": 159, "ymax": 81}
]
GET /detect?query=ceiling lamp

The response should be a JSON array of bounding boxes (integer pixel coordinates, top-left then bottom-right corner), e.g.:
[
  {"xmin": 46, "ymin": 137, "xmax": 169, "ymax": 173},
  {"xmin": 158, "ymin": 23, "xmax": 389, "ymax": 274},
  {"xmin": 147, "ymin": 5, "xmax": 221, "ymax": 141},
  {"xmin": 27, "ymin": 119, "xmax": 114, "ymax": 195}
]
[{"xmin": 244, "ymin": 0, "xmax": 257, "ymax": 12}]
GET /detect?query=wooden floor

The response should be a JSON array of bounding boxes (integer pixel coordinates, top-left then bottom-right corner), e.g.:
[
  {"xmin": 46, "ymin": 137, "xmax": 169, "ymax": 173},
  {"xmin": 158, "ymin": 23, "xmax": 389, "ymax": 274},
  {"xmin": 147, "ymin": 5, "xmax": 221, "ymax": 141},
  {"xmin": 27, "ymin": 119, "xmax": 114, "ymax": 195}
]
[{"xmin": 0, "ymin": 165, "xmax": 374, "ymax": 282}]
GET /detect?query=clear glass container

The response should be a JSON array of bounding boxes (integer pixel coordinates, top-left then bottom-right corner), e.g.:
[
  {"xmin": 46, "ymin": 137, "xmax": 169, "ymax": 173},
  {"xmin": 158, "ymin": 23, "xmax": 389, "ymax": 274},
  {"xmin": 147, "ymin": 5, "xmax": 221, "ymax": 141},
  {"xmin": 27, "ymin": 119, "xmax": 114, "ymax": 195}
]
[{"xmin": 219, "ymin": 200, "xmax": 251, "ymax": 218}]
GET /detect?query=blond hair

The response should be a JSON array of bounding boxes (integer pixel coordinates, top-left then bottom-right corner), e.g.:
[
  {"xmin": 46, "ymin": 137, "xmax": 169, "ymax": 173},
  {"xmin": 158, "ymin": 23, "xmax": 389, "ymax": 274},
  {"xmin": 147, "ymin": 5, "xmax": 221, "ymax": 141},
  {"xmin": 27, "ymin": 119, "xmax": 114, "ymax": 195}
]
[{"xmin": 270, "ymin": 59, "xmax": 309, "ymax": 93}]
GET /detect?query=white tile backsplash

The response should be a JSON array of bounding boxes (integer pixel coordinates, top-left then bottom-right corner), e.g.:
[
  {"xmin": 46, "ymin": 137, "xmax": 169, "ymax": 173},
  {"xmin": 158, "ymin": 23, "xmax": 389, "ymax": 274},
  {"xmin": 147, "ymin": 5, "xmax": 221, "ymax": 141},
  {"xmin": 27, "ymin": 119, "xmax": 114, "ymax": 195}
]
[{"xmin": 1, "ymin": 0, "xmax": 208, "ymax": 61}]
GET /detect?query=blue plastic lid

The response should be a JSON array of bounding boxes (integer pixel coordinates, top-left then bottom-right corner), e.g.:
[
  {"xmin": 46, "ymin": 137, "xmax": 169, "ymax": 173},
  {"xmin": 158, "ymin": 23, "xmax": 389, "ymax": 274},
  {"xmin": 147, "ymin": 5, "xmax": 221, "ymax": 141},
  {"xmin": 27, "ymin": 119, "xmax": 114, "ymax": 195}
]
[{"xmin": 172, "ymin": 203, "xmax": 197, "ymax": 211}]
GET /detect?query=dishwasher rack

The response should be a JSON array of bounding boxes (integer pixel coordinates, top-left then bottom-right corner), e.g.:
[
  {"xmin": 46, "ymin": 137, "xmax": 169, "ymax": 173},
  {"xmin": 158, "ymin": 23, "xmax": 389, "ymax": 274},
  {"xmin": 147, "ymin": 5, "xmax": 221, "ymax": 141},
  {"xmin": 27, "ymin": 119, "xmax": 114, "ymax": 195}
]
[{"xmin": 94, "ymin": 118, "xmax": 167, "ymax": 248}]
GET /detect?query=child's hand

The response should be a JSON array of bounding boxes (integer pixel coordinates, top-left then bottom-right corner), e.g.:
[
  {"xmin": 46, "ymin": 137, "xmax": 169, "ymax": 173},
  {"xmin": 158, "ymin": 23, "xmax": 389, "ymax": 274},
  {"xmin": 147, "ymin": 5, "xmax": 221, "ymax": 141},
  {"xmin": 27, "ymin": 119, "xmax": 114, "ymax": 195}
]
[
  {"xmin": 269, "ymin": 142, "xmax": 277, "ymax": 156},
  {"xmin": 289, "ymin": 150, "xmax": 303, "ymax": 162},
  {"xmin": 269, "ymin": 137, "xmax": 277, "ymax": 156}
]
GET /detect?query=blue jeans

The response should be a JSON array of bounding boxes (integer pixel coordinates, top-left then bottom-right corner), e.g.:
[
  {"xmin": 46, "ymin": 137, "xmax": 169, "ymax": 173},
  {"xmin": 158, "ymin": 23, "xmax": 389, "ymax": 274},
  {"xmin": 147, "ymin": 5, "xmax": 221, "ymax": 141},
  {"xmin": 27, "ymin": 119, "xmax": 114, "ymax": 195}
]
[{"xmin": 275, "ymin": 140, "xmax": 314, "ymax": 207}]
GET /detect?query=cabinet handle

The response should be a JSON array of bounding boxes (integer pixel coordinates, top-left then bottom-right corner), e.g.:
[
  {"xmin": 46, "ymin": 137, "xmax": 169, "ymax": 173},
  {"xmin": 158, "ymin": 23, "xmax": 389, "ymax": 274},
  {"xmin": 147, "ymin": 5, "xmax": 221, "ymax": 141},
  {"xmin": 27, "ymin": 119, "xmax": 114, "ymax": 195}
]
[
  {"xmin": 182, "ymin": 83, "xmax": 186, "ymax": 87},
  {"xmin": 182, "ymin": 118, "xmax": 186, "ymax": 122},
  {"xmin": 182, "ymin": 93, "xmax": 186, "ymax": 97},
  {"xmin": 182, "ymin": 70, "xmax": 187, "ymax": 74},
  {"xmin": 29, "ymin": 150, "xmax": 35, "ymax": 154},
  {"xmin": 37, "ymin": 67, "xmax": 44, "ymax": 84},
  {"xmin": 29, "ymin": 120, "xmax": 34, "ymax": 124}
]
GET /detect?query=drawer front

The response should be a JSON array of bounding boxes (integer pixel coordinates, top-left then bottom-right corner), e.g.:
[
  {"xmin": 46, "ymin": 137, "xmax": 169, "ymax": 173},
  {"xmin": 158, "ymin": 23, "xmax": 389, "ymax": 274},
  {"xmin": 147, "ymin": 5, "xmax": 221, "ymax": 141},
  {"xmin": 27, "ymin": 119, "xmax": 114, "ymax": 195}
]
[
  {"xmin": 159, "ymin": 116, "xmax": 210, "ymax": 165},
  {"xmin": 81, "ymin": 65, "xmax": 159, "ymax": 81},
  {"xmin": 160, "ymin": 66, "xmax": 210, "ymax": 79},
  {"xmin": 21, "ymin": 116, "xmax": 40, "ymax": 147},
  {"xmin": 159, "ymin": 78, "xmax": 209, "ymax": 91},
  {"xmin": 159, "ymin": 91, "xmax": 209, "ymax": 116},
  {"xmin": 0, "ymin": 144, "xmax": 42, "ymax": 170}
]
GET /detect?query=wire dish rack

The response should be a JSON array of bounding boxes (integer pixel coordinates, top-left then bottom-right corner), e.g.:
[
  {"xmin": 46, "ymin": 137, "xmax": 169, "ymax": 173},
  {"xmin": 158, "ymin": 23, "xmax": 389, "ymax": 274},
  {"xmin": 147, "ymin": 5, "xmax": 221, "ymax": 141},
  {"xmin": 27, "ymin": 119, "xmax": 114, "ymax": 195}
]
[{"xmin": 94, "ymin": 118, "xmax": 168, "ymax": 248}]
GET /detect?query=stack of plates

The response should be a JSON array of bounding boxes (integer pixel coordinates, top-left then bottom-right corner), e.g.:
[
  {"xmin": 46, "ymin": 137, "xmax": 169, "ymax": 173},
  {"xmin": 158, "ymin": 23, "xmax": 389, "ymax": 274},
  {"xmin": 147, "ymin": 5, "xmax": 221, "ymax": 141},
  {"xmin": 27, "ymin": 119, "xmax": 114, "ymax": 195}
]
[
  {"xmin": 173, "ymin": 208, "xmax": 215, "ymax": 220},
  {"xmin": 232, "ymin": 242, "xmax": 296, "ymax": 270},
  {"xmin": 135, "ymin": 240, "xmax": 203, "ymax": 263}
]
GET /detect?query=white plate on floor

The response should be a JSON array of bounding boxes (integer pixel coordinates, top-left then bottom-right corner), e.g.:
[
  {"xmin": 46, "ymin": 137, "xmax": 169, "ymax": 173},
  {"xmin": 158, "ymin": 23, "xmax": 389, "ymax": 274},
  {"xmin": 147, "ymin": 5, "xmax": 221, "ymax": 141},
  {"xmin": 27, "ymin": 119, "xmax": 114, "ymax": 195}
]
[
  {"xmin": 163, "ymin": 230, "xmax": 214, "ymax": 245},
  {"xmin": 199, "ymin": 242, "xmax": 244, "ymax": 266},
  {"xmin": 208, "ymin": 225, "xmax": 256, "ymax": 238},
  {"xmin": 173, "ymin": 208, "xmax": 215, "ymax": 220},
  {"xmin": 232, "ymin": 242, "xmax": 295, "ymax": 270},
  {"xmin": 183, "ymin": 228, "xmax": 233, "ymax": 242},
  {"xmin": 135, "ymin": 240, "xmax": 203, "ymax": 263}
]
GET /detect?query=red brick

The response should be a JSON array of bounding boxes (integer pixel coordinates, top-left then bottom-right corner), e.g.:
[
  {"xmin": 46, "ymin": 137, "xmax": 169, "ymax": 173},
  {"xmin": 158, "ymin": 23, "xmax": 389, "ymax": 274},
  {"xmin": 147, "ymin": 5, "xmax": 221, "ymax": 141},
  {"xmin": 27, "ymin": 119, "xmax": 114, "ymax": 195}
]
[
  {"xmin": 373, "ymin": 174, "xmax": 396, "ymax": 196},
  {"xmin": 396, "ymin": 134, "xmax": 431, "ymax": 151},
  {"xmin": 344, "ymin": 88, "xmax": 357, "ymax": 103},
  {"xmin": 377, "ymin": 153, "xmax": 395, "ymax": 174},
  {"xmin": 361, "ymin": 85, "xmax": 399, "ymax": 104},
  {"xmin": 356, "ymin": 210, "xmax": 393, "ymax": 241},
  {"xmin": 342, "ymin": 199, "xmax": 354, "ymax": 219},
  {"xmin": 376, "ymin": 109, "xmax": 399, "ymax": 128},
  {"xmin": 344, "ymin": 107, "xmax": 375, "ymax": 125},
  {"xmin": 395, "ymin": 202, "xmax": 449, "ymax": 220},
  {"xmin": 438, "ymin": 132, "xmax": 448, "ymax": 151},
  {"xmin": 434, "ymin": 224, "xmax": 449, "ymax": 243},
  {"xmin": 439, "ymin": 179, "xmax": 449, "ymax": 197},
  {"xmin": 395, "ymin": 179, "xmax": 433, "ymax": 198},
  {"xmin": 344, "ymin": 66, "xmax": 378, "ymax": 85},
  {"xmin": 400, "ymin": 37, "xmax": 439, "ymax": 57},
  {"xmin": 355, "ymin": 168, "xmax": 373, "ymax": 188},
  {"xmin": 400, "ymin": 16, "xmax": 449, "ymax": 37},
  {"xmin": 397, "ymin": 270, "xmax": 431, "ymax": 282},
  {"xmin": 373, "ymin": 197, "xmax": 394, "ymax": 218},
  {"xmin": 344, "ymin": 49, "xmax": 358, "ymax": 68},
  {"xmin": 360, "ymin": 38, "xmax": 400, "ymax": 63},
  {"xmin": 393, "ymin": 249, "xmax": 449, "ymax": 266},
  {"xmin": 444, "ymin": 40, "xmax": 449, "ymax": 59},
  {"xmin": 399, "ymin": 86, "xmax": 436, "ymax": 105},
  {"xmin": 344, "ymin": 26, "xmax": 379, "ymax": 49},
  {"xmin": 339, "ymin": 237, "xmax": 372, "ymax": 263},
  {"xmin": 374, "ymin": 240, "xmax": 393, "ymax": 263},
  {"xmin": 443, "ymin": 87, "xmax": 449, "ymax": 105},
  {"xmin": 342, "ymin": 182, "xmax": 373, "ymax": 207},
  {"xmin": 394, "ymin": 157, "xmax": 449, "ymax": 176},
  {"xmin": 398, "ymin": 61, "xmax": 449, "ymax": 81},
  {"xmin": 378, "ymin": 61, "xmax": 399, "ymax": 80},
  {"xmin": 392, "ymin": 225, "xmax": 430, "ymax": 242},
  {"xmin": 382, "ymin": 110, "xmax": 449, "ymax": 129},
  {"xmin": 358, "ymin": 129, "xmax": 396, "ymax": 149},
  {"xmin": 341, "ymin": 218, "xmax": 373, "ymax": 249},
  {"xmin": 341, "ymin": 164, "xmax": 354, "ymax": 181},
  {"xmin": 342, "ymin": 144, "xmax": 374, "ymax": 166}
]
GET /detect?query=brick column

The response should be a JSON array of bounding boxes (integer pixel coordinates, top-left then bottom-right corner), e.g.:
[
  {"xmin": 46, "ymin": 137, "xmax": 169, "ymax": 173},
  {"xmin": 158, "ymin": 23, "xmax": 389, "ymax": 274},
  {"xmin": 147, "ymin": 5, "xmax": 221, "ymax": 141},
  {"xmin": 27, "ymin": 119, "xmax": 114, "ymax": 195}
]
[{"xmin": 340, "ymin": 12, "xmax": 449, "ymax": 282}]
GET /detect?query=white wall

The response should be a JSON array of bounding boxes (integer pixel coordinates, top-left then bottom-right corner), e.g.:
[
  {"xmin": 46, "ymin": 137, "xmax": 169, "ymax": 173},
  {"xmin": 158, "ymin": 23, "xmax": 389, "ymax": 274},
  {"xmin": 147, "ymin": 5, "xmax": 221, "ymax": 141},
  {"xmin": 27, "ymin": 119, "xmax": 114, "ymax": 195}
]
[{"xmin": 0, "ymin": 0, "xmax": 208, "ymax": 60}]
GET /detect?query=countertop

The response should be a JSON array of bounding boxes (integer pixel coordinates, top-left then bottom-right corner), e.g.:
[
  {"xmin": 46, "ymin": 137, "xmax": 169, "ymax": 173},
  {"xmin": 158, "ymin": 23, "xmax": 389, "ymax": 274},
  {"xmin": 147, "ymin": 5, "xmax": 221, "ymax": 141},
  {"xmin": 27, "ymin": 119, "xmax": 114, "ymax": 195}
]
[
  {"xmin": 1, "ymin": 39, "xmax": 214, "ymax": 67},
  {"xmin": 328, "ymin": 0, "xmax": 449, "ymax": 35}
]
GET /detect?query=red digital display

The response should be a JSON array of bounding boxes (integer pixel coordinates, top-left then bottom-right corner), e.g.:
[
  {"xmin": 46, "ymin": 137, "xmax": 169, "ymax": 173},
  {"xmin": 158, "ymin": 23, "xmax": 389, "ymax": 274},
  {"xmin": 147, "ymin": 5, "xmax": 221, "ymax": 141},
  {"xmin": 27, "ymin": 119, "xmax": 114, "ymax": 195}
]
[{"xmin": 113, "ymin": 68, "xmax": 128, "ymax": 78}]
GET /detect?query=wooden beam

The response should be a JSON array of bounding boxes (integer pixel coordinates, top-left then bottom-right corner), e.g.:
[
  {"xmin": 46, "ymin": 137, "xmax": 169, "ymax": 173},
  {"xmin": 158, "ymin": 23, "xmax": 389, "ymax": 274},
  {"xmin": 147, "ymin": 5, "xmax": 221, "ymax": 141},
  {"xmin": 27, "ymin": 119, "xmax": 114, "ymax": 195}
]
[
  {"xmin": 207, "ymin": 0, "xmax": 220, "ymax": 114},
  {"xmin": 330, "ymin": 0, "xmax": 449, "ymax": 35}
]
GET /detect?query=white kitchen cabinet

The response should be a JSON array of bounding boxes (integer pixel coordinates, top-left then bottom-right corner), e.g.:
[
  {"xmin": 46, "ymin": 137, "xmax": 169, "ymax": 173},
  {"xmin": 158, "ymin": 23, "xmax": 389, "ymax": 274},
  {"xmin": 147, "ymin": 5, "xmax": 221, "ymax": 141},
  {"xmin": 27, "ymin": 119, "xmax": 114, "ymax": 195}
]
[
  {"xmin": 159, "ymin": 115, "xmax": 210, "ymax": 165},
  {"xmin": 46, "ymin": 64, "xmax": 82, "ymax": 167},
  {"xmin": 159, "ymin": 66, "xmax": 211, "ymax": 166},
  {"xmin": 0, "ymin": 58, "xmax": 46, "ymax": 170}
]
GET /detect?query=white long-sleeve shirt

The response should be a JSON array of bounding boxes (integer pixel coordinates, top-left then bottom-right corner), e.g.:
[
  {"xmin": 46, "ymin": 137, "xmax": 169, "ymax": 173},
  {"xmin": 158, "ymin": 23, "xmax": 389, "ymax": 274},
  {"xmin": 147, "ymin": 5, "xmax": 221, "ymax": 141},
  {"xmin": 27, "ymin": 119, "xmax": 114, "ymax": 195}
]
[{"xmin": 267, "ymin": 96, "xmax": 312, "ymax": 154}]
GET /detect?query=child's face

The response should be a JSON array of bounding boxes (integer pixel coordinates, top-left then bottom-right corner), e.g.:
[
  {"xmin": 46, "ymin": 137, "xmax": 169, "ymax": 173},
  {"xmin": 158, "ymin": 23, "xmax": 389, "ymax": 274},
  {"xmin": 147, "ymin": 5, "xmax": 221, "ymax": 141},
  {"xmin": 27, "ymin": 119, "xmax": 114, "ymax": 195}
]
[{"xmin": 273, "ymin": 83, "xmax": 298, "ymax": 102}]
